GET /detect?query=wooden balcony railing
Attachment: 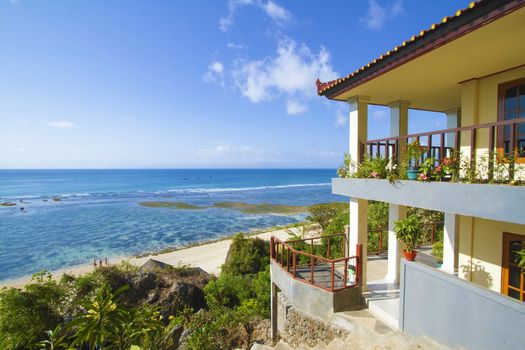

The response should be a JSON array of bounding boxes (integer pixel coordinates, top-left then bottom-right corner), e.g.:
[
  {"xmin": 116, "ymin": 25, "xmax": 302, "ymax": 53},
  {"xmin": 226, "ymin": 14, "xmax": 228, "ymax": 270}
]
[
  {"xmin": 270, "ymin": 234, "xmax": 361, "ymax": 292},
  {"xmin": 362, "ymin": 117, "xmax": 525, "ymax": 169},
  {"xmin": 368, "ymin": 221, "xmax": 444, "ymax": 255}
]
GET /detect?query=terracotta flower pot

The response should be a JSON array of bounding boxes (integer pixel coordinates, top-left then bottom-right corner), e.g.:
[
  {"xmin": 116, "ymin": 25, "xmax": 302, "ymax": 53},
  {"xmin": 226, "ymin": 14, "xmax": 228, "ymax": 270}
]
[{"xmin": 403, "ymin": 250, "xmax": 417, "ymax": 261}]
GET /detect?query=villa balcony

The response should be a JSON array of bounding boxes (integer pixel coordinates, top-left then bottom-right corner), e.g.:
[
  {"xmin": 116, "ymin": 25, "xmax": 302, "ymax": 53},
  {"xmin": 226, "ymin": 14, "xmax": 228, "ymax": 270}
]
[
  {"xmin": 335, "ymin": 117, "xmax": 525, "ymax": 226},
  {"xmin": 269, "ymin": 234, "xmax": 363, "ymax": 320}
]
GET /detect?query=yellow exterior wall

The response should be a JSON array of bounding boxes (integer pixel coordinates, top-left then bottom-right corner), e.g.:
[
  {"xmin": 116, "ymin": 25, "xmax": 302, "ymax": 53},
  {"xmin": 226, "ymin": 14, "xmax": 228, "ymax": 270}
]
[
  {"xmin": 458, "ymin": 216, "xmax": 525, "ymax": 293},
  {"xmin": 459, "ymin": 65, "xmax": 525, "ymax": 180}
]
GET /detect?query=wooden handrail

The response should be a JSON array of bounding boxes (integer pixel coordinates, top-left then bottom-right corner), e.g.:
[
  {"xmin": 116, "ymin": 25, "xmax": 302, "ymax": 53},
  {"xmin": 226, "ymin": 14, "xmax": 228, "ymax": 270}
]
[
  {"xmin": 271, "ymin": 235, "xmax": 360, "ymax": 292},
  {"xmin": 366, "ymin": 117, "xmax": 524, "ymax": 144}
]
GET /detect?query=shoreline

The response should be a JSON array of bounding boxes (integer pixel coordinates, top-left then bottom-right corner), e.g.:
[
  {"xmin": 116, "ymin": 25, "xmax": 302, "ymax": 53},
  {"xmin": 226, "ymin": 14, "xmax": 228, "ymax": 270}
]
[{"xmin": 0, "ymin": 223, "xmax": 311, "ymax": 289}]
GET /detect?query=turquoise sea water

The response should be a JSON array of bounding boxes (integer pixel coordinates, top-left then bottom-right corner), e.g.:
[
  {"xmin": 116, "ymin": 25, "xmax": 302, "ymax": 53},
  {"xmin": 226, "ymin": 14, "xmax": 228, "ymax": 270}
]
[{"xmin": 0, "ymin": 169, "xmax": 343, "ymax": 281}]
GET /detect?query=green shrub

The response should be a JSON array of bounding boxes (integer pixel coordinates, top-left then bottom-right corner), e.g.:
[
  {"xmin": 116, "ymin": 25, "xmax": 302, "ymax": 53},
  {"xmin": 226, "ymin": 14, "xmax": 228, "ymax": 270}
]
[
  {"xmin": 222, "ymin": 233, "xmax": 269, "ymax": 276},
  {"xmin": 306, "ymin": 203, "xmax": 347, "ymax": 229},
  {"xmin": 0, "ymin": 272, "xmax": 66, "ymax": 350},
  {"xmin": 204, "ymin": 274, "xmax": 252, "ymax": 310}
]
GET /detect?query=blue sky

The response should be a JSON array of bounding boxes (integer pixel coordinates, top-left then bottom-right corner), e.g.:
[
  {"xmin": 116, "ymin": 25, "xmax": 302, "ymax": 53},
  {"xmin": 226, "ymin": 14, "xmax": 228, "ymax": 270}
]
[{"xmin": 0, "ymin": 0, "xmax": 467, "ymax": 169}]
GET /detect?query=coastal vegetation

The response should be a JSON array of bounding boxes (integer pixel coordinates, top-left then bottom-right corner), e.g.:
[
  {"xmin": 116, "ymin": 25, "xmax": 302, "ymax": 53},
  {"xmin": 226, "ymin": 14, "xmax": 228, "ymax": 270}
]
[{"xmin": 0, "ymin": 201, "xmax": 444, "ymax": 349}]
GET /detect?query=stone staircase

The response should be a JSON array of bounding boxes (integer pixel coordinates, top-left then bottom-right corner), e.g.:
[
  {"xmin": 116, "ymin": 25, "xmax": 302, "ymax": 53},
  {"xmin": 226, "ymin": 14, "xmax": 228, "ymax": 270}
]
[{"xmin": 251, "ymin": 307, "xmax": 449, "ymax": 350}]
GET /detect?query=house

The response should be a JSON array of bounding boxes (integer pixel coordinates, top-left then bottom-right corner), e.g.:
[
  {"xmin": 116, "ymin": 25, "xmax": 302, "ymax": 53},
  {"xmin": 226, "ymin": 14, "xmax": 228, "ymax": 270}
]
[{"xmin": 270, "ymin": 1, "xmax": 525, "ymax": 349}]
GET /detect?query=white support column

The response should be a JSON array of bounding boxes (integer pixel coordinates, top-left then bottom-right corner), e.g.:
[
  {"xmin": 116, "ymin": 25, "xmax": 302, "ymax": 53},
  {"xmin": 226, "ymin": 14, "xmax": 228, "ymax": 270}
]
[
  {"xmin": 347, "ymin": 96, "xmax": 369, "ymax": 289},
  {"xmin": 443, "ymin": 212, "xmax": 459, "ymax": 274},
  {"xmin": 445, "ymin": 108, "xmax": 461, "ymax": 149},
  {"xmin": 386, "ymin": 204, "xmax": 406, "ymax": 284},
  {"xmin": 389, "ymin": 100, "xmax": 409, "ymax": 139},
  {"xmin": 386, "ymin": 101, "xmax": 409, "ymax": 284},
  {"xmin": 348, "ymin": 96, "xmax": 369, "ymax": 171}
]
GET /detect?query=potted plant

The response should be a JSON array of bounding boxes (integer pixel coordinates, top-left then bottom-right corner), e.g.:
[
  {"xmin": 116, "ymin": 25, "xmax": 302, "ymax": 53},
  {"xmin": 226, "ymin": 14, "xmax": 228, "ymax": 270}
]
[
  {"xmin": 394, "ymin": 215, "xmax": 421, "ymax": 261},
  {"xmin": 406, "ymin": 140, "xmax": 426, "ymax": 180},
  {"xmin": 432, "ymin": 241, "xmax": 443, "ymax": 268}
]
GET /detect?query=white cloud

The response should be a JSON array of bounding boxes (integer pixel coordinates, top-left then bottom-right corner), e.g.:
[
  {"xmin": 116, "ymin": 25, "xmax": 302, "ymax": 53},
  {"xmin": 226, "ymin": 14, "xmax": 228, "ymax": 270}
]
[
  {"xmin": 203, "ymin": 61, "xmax": 225, "ymax": 86},
  {"xmin": 262, "ymin": 1, "xmax": 290, "ymax": 24},
  {"xmin": 360, "ymin": 0, "xmax": 405, "ymax": 30},
  {"xmin": 8, "ymin": 0, "xmax": 19, "ymax": 4},
  {"xmin": 233, "ymin": 38, "xmax": 338, "ymax": 114},
  {"xmin": 18, "ymin": 147, "xmax": 28, "ymax": 152},
  {"xmin": 286, "ymin": 100, "xmax": 308, "ymax": 115},
  {"xmin": 219, "ymin": 0, "xmax": 255, "ymax": 32},
  {"xmin": 335, "ymin": 108, "xmax": 347, "ymax": 127},
  {"xmin": 227, "ymin": 42, "xmax": 244, "ymax": 49},
  {"xmin": 372, "ymin": 109, "xmax": 387, "ymax": 121},
  {"xmin": 44, "ymin": 120, "xmax": 77, "ymax": 129},
  {"xmin": 219, "ymin": 0, "xmax": 291, "ymax": 31}
]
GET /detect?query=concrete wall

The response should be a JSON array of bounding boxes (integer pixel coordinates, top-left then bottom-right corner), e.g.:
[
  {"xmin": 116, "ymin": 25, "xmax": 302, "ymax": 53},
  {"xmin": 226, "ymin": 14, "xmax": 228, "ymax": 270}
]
[
  {"xmin": 270, "ymin": 260, "xmax": 361, "ymax": 321},
  {"xmin": 332, "ymin": 178, "xmax": 525, "ymax": 225},
  {"xmin": 399, "ymin": 260, "xmax": 525, "ymax": 350},
  {"xmin": 458, "ymin": 216, "xmax": 525, "ymax": 293}
]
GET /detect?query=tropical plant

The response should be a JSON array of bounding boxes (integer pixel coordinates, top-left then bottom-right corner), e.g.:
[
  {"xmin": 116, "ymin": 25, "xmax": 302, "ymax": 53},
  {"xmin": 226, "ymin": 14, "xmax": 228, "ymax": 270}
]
[
  {"xmin": 406, "ymin": 139, "xmax": 426, "ymax": 167},
  {"xmin": 418, "ymin": 157, "xmax": 435, "ymax": 181},
  {"xmin": 394, "ymin": 215, "xmax": 422, "ymax": 253},
  {"xmin": 432, "ymin": 242, "xmax": 444, "ymax": 264},
  {"xmin": 336, "ymin": 153, "xmax": 352, "ymax": 178},
  {"xmin": 353, "ymin": 157, "xmax": 389, "ymax": 179},
  {"xmin": 36, "ymin": 325, "xmax": 70, "ymax": 350},
  {"xmin": 68, "ymin": 284, "xmax": 129, "ymax": 348},
  {"xmin": 516, "ymin": 249, "xmax": 525, "ymax": 271}
]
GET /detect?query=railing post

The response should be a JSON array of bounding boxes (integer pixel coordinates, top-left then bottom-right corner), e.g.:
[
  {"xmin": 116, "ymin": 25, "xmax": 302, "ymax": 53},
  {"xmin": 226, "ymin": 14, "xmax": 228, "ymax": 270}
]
[
  {"xmin": 310, "ymin": 255, "xmax": 314, "ymax": 285},
  {"xmin": 286, "ymin": 248, "xmax": 290, "ymax": 272},
  {"xmin": 427, "ymin": 134, "xmax": 432, "ymax": 159},
  {"xmin": 344, "ymin": 258, "xmax": 348, "ymax": 287},
  {"xmin": 280, "ymin": 243, "xmax": 284, "ymax": 266},
  {"xmin": 470, "ymin": 128, "xmax": 477, "ymax": 171},
  {"xmin": 356, "ymin": 244, "xmax": 362, "ymax": 285},
  {"xmin": 440, "ymin": 132, "xmax": 445, "ymax": 162},
  {"xmin": 510, "ymin": 122, "xmax": 517, "ymax": 181},
  {"xmin": 293, "ymin": 251, "xmax": 296, "ymax": 278},
  {"xmin": 331, "ymin": 261, "xmax": 335, "ymax": 292},
  {"xmin": 488, "ymin": 125, "xmax": 495, "ymax": 181}
]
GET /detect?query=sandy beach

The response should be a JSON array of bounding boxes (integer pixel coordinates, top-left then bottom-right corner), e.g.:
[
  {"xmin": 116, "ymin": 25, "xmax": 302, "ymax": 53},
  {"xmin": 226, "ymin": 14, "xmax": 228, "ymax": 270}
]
[{"xmin": 0, "ymin": 227, "xmax": 297, "ymax": 289}]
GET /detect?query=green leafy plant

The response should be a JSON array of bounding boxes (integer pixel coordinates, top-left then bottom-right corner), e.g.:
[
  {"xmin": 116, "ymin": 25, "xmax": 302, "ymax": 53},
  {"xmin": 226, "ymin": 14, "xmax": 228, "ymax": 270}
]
[
  {"xmin": 406, "ymin": 139, "xmax": 426, "ymax": 168},
  {"xmin": 36, "ymin": 325, "xmax": 70, "ymax": 350},
  {"xmin": 432, "ymin": 242, "xmax": 444, "ymax": 264},
  {"xmin": 68, "ymin": 284, "xmax": 129, "ymax": 348},
  {"xmin": 336, "ymin": 153, "xmax": 352, "ymax": 178},
  {"xmin": 516, "ymin": 249, "xmax": 525, "ymax": 271},
  {"xmin": 394, "ymin": 215, "xmax": 422, "ymax": 253}
]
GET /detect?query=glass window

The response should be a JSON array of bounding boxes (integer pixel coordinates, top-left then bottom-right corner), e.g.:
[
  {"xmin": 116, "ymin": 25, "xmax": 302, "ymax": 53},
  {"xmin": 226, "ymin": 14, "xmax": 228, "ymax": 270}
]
[
  {"xmin": 508, "ymin": 288, "xmax": 520, "ymax": 300},
  {"xmin": 505, "ymin": 86, "xmax": 518, "ymax": 111}
]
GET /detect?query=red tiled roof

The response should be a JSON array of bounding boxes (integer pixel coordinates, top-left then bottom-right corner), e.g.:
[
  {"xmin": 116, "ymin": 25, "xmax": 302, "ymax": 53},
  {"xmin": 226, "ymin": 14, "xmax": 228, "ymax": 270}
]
[{"xmin": 316, "ymin": 0, "xmax": 513, "ymax": 98}]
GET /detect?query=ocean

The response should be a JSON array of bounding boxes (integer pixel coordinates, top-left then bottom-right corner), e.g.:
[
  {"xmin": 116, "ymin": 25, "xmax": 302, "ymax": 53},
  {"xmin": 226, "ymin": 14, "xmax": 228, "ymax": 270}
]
[{"xmin": 0, "ymin": 169, "xmax": 343, "ymax": 281}]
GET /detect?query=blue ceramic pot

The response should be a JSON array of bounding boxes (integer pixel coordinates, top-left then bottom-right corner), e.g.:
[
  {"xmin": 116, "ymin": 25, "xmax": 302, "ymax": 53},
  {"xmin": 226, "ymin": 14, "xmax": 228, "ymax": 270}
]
[{"xmin": 406, "ymin": 167, "xmax": 419, "ymax": 180}]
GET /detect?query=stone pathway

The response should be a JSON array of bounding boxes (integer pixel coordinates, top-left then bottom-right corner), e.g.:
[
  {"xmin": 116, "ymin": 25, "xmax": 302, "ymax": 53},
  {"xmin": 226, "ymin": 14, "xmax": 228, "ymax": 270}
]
[{"xmin": 251, "ymin": 307, "xmax": 449, "ymax": 350}]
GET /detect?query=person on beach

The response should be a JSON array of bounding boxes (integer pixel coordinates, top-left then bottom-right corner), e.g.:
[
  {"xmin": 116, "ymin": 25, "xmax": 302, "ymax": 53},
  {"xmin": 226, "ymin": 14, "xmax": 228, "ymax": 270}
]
[
  {"xmin": 94, "ymin": 258, "xmax": 97, "ymax": 268},
  {"xmin": 99, "ymin": 259, "xmax": 103, "ymax": 267},
  {"xmin": 105, "ymin": 257, "xmax": 108, "ymax": 266}
]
